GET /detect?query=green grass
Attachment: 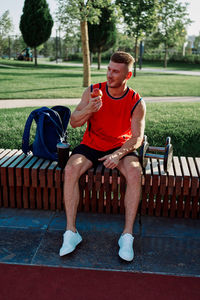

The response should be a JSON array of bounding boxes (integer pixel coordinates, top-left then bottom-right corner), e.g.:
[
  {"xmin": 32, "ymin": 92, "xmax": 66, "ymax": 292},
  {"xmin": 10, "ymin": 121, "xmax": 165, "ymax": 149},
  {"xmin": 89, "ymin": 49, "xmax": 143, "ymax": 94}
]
[
  {"xmin": 0, "ymin": 102, "xmax": 199, "ymax": 157},
  {"xmin": 0, "ymin": 59, "xmax": 200, "ymax": 99}
]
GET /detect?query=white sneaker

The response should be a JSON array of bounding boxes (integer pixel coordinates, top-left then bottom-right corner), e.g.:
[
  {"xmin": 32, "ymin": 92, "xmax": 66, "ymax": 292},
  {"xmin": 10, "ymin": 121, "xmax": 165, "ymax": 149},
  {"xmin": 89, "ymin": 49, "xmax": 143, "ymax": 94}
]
[
  {"xmin": 59, "ymin": 230, "xmax": 82, "ymax": 257},
  {"xmin": 118, "ymin": 233, "xmax": 134, "ymax": 262}
]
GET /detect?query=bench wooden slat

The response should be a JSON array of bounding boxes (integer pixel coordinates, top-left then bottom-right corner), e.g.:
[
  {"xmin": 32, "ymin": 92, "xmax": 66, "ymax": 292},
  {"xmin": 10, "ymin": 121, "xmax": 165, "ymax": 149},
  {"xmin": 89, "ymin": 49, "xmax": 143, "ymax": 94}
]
[
  {"xmin": 39, "ymin": 160, "xmax": 51, "ymax": 188},
  {"xmin": 23, "ymin": 186, "xmax": 29, "ymax": 208},
  {"xmin": 148, "ymin": 159, "xmax": 159, "ymax": 216},
  {"xmin": 119, "ymin": 173, "xmax": 125, "ymax": 214},
  {"xmin": 172, "ymin": 157, "xmax": 183, "ymax": 217},
  {"xmin": 50, "ymin": 187, "xmax": 56, "ymax": 211},
  {"xmin": 144, "ymin": 158, "xmax": 152, "ymax": 194},
  {"xmin": 180, "ymin": 156, "xmax": 190, "ymax": 196},
  {"xmin": 30, "ymin": 186, "xmax": 36, "ymax": 209},
  {"xmin": 31, "ymin": 158, "xmax": 45, "ymax": 188},
  {"xmin": 91, "ymin": 168, "xmax": 97, "ymax": 213},
  {"xmin": 43, "ymin": 187, "xmax": 49, "ymax": 210},
  {"xmin": 23, "ymin": 156, "xmax": 39, "ymax": 187},
  {"xmin": 86, "ymin": 168, "xmax": 94, "ymax": 212},
  {"xmin": 167, "ymin": 158, "xmax": 175, "ymax": 196},
  {"xmin": 0, "ymin": 149, "xmax": 12, "ymax": 165},
  {"xmin": 104, "ymin": 168, "xmax": 111, "ymax": 214},
  {"xmin": 16, "ymin": 186, "xmax": 22, "ymax": 208},
  {"xmin": 1, "ymin": 150, "xmax": 22, "ymax": 169},
  {"xmin": 194, "ymin": 157, "xmax": 200, "ymax": 177},
  {"xmin": 1, "ymin": 150, "xmax": 22, "ymax": 190},
  {"xmin": 193, "ymin": 158, "xmax": 200, "ymax": 219},
  {"xmin": 158, "ymin": 160, "xmax": 168, "ymax": 216},
  {"xmin": 36, "ymin": 187, "xmax": 42, "ymax": 209},
  {"xmin": 173, "ymin": 156, "xmax": 183, "ymax": 196},
  {"xmin": 16, "ymin": 154, "xmax": 33, "ymax": 186},
  {"xmin": 47, "ymin": 161, "xmax": 58, "ymax": 188},
  {"xmin": 187, "ymin": 157, "xmax": 199, "ymax": 197},
  {"xmin": 95, "ymin": 164, "xmax": 103, "ymax": 192},
  {"xmin": 158, "ymin": 160, "xmax": 167, "ymax": 195},
  {"xmin": 78, "ymin": 172, "xmax": 86, "ymax": 212},
  {"xmin": 8, "ymin": 153, "xmax": 27, "ymax": 187},
  {"xmin": 95, "ymin": 164, "xmax": 104, "ymax": 212},
  {"xmin": 112, "ymin": 169, "xmax": 118, "ymax": 214}
]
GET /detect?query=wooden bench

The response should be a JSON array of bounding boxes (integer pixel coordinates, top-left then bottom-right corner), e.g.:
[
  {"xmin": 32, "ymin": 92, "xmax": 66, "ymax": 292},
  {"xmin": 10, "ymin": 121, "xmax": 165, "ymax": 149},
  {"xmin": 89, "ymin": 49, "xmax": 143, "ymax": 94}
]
[{"xmin": 0, "ymin": 148, "xmax": 199, "ymax": 219}]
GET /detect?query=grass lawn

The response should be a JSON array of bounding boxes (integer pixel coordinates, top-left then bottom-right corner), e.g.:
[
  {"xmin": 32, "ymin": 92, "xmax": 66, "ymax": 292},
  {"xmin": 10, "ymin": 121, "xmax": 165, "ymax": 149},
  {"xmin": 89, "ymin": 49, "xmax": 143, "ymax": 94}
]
[
  {"xmin": 0, "ymin": 59, "xmax": 200, "ymax": 99},
  {"xmin": 0, "ymin": 102, "xmax": 199, "ymax": 157}
]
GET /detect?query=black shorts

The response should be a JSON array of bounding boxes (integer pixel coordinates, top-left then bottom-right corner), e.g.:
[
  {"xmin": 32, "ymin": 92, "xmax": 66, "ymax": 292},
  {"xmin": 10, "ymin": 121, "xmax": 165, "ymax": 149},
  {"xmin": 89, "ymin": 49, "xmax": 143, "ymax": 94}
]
[{"xmin": 71, "ymin": 144, "xmax": 138, "ymax": 167}]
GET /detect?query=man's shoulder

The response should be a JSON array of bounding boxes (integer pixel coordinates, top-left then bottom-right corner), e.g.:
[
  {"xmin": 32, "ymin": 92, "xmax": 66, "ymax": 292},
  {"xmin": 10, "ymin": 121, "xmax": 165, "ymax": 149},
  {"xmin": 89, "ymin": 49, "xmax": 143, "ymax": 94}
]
[
  {"xmin": 128, "ymin": 87, "xmax": 141, "ymax": 100},
  {"xmin": 91, "ymin": 81, "xmax": 107, "ymax": 91}
]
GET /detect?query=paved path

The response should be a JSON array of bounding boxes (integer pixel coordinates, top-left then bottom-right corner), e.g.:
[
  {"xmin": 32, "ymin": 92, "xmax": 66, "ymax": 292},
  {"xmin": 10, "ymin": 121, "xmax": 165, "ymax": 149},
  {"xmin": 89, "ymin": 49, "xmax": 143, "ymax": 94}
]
[
  {"xmin": 1, "ymin": 61, "xmax": 200, "ymax": 76},
  {"xmin": 0, "ymin": 96, "xmax": 200, "ymax": 108},
  {"xmin": 0, "ymin": 208, "xmax": 200, "ymax": 277},
  {"xmin": 45, "ymin": 61, "xmax": 200, "ymax": 76}
]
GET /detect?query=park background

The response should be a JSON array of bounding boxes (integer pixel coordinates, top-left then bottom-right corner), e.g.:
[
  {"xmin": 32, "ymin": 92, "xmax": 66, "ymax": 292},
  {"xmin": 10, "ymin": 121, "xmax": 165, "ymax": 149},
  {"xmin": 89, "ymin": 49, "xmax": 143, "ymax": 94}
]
[{"xmin": 0, "ymin": 0, "xmax": 199, "ymax": 157}]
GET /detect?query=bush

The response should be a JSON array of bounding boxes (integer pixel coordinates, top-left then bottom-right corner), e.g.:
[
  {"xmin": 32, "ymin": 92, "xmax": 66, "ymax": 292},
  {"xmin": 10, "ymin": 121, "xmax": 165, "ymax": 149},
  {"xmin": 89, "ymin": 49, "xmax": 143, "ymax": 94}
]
[
  {"xmin": 143, "ymin": 52, "xmax": 200, "ymax": 64},
  {"xmin": 0, "ymin": 102, "xmax": 199, "ymax": 158},
  {"xmin": 63, "ymin": 53, "xmax": 82, "ymax": 61}
]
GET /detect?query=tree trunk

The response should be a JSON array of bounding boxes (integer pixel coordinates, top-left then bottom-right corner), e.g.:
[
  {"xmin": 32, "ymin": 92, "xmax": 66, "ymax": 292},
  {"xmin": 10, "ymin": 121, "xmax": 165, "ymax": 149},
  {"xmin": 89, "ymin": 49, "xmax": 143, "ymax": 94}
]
[
  {"xmin": 164, "ymin": 42, "xmax": 168, "ymax": 68},
  {"xmin": 34, "ymin": 47, "xmax": 37, "ymax": 66},
  {"xmin": 81, "ymin": 20, "xmax": 90, "ymax": 87},
  {"xmin": 134, "ymin": 36, "xmax": 138, "ymax": 77},
  {"xmin": 97, "ymin": 51, "xmax": 101, "ymax": 70}
]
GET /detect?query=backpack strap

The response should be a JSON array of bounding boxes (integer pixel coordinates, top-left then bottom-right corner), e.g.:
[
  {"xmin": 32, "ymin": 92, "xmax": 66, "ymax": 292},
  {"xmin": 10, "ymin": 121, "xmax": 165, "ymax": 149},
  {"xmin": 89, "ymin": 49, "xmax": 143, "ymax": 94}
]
[
  {"xmin": 22, "ymin": 109, "xmax": 37, "ymax": 154},
  {"xmin": 22, "ymin": 107, "xmax": 53, "ymax": 155},
  {"xmin": 51, "ymin": 106, "xmax": 71, "ymax": 133}
]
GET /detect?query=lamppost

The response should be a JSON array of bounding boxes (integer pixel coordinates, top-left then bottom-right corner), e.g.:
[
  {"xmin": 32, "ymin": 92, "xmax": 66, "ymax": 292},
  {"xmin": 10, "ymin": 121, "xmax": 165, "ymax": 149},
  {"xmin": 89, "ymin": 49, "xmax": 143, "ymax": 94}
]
[
  {"xmin": 56, "ymin": 29, "xmax": 58, "ymax": 63},
  {"xmin": 139, "ymin": 41, "xmax": 144, "ymax": 70}
]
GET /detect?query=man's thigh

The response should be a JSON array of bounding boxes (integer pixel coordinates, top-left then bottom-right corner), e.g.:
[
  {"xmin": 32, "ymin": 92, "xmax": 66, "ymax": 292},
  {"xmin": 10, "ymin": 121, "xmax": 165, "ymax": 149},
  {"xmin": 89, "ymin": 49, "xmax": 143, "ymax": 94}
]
[
  {"xmin": 117, "ymin": 155, "xmax": 141, "ymax": 177},
  {"xmin": 66, "ymin": 153, "xmax": 93, "ymax": 176}
]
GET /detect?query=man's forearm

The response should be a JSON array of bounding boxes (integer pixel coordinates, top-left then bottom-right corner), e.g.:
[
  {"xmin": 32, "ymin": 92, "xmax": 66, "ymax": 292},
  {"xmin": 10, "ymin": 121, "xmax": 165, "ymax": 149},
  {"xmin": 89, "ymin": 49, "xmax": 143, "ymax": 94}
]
[
  {"xmin": 114, "ymin": 136, "xmax": 143, "ymax": 159},
  {"xmin": 70, "ymin": 107, "xmax": 92, "ymax": 128}
]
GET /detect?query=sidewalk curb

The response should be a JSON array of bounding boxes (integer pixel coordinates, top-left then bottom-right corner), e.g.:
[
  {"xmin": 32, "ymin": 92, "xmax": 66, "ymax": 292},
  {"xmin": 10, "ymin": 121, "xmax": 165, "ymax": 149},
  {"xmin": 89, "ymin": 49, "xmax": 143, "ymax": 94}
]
[{"xmin": 0, "ymin": 97, "xmax": 200, "ymax": 109}]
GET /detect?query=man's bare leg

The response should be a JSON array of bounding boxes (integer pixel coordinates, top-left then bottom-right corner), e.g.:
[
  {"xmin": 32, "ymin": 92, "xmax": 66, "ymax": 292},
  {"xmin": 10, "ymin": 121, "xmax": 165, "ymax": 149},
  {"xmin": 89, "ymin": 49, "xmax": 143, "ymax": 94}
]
[
  {"xmin": 63, "ymin": 154, "xmax": 92, "ymax": 232},
  {"xmin": 117, "ymin": 156, "xmax": 142, "ymax": 234},
  {"xmin": 59, "ymin": 154, "xmax": 92, "ymax": 257},
  {"xmin": 117, "ymin": 156, "xmax": 142, "ymax": 261}
]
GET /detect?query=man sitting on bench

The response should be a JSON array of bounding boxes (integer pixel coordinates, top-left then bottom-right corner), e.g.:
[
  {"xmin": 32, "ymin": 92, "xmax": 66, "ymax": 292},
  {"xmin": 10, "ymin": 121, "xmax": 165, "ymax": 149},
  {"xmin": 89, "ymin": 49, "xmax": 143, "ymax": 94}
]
[{"xmin": 60, "ymin": 51, "xmax": 146, "ymax": 261}]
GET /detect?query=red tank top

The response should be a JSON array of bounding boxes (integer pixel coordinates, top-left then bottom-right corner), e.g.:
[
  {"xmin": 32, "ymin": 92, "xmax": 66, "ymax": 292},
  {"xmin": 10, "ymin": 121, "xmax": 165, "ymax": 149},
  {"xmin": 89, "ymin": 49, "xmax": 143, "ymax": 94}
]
[{"xmin": 81, "ymin": 81, "xmax": 142, "ymax": 151}]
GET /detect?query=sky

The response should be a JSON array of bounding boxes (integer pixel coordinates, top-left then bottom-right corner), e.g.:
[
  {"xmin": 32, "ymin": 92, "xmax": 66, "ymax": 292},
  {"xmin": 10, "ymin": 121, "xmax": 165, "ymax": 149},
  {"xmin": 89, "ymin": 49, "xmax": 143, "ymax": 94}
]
[{"xmin": 0, "ymin": 0, "xmax": 200, "ymax": 37}]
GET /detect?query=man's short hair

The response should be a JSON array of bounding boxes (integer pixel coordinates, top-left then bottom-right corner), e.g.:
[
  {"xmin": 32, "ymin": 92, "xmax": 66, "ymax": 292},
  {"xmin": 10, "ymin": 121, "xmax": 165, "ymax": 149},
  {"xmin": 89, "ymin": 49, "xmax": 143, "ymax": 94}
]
[{"xmin": 110, "ymin": 51, "xmax": 135, "ymax": 71}]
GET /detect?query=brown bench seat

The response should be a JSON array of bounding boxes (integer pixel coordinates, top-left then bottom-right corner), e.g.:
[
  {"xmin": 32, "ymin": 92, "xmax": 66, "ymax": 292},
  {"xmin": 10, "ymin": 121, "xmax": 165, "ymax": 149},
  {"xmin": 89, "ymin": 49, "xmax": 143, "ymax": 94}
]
[{"xmin": 0, "ymin": 148, "xmax": 199, "ymax": 219}]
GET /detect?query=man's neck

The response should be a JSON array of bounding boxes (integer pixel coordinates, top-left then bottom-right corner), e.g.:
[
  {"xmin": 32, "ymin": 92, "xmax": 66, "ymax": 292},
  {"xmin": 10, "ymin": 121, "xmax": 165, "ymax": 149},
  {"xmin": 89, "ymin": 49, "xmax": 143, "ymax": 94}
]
[{"xmin": 107, "ymin": 84, "xmax": 128, "ymax": 98}]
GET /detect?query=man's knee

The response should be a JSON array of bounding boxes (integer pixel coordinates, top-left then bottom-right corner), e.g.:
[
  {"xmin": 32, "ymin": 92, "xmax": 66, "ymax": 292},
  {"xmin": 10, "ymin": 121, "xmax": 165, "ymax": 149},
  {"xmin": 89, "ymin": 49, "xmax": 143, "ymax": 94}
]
[
  {"xmin": 124, "ymin": 162, "xmax": 142, "ymax": 183},
  {"xmin": 64, "ymin": 154, "xmax": 92, "ymax": 181},
  {"xmin": 64, "ymin": 163, "xmax": 77, "ymax": 177}
]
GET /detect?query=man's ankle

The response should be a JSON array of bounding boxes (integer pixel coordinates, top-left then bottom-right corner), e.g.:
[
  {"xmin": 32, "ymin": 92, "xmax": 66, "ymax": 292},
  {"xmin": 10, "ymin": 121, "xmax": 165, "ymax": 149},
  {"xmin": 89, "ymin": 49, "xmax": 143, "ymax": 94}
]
[
  {"xmin": 66, "ymin": 227, "xmax": 76, "ymax": 233},
  {"xmin": 122, "ymin": 230, "xmax": 133, "ymax": 235}
]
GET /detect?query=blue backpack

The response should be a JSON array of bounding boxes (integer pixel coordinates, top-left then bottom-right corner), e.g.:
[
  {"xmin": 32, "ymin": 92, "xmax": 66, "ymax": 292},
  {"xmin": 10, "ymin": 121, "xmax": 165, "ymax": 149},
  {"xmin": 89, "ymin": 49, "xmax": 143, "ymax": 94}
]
[{"xmin": 22, "ymin": 106, "xmax": 71, "ymax": 161}]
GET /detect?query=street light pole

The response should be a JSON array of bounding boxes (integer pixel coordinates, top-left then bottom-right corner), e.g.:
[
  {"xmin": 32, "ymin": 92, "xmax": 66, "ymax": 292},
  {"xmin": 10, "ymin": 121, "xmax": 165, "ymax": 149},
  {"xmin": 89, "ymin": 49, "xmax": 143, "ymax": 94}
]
[{"xmin": 56, "ymin": 29, "xmax": 58, "ymax": 63}]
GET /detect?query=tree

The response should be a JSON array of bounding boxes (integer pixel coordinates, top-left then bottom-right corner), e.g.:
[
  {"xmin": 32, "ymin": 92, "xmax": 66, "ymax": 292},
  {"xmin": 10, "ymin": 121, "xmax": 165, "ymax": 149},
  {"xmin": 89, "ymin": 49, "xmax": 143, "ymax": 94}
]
[
  {"xmin": 0, "ymin": 10, "xmax": 13, "ymax": 56},
  {"xmin": 57, "ymin": 0, "xmax": 110, "ymax": 87},
  {"xmin": 20, "ymin": 0, "xmax": 53, "ymax": 66},
  {"xmin": 88, "ymin": 4, "xmax": 117, "ymax": 70},
  {"xmin": 194, "ymin": 34, "xmax": 200, "ymax": 53},
  {"xmin": 155, "ymin": 0, "xmax": 191, "ymax": 67},
  {"xmin": 116, "ymin": 0, "xmax": 158, "ymax": 77},
  {"xmin": 0, "ymin": 10, "xmax": 13, "ymax": 36}
]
